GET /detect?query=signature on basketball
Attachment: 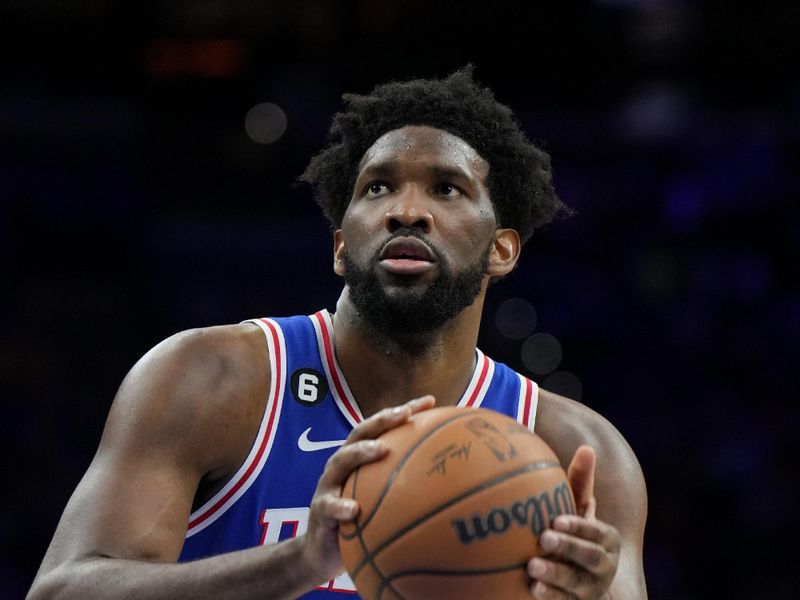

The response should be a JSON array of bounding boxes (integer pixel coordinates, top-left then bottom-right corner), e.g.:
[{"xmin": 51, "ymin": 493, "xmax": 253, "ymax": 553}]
[
  {"xmin": 465, "ymin": 417, "xmax": 519, "ymax": 462},
  {"xmin": 427, "ymin": 442, "xmax": 472, "ymax": 476}
]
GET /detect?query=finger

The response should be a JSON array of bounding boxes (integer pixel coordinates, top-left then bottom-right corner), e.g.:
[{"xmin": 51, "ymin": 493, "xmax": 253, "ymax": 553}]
[
  {"xmin": 529, "ymin": 558, "xmax": 587, "ymax": 599},
  {"xmin": 529, "ymin": 579, "xmax": 576, "ymax": 600},
  {"xmin": 346, "ymin": 395, "xmax": 436, "ymax": 444},
  {"xmin": 317, "ymin": 439, "xmax": 387, "ymax": 489},
  {"xmin": 313, "ymin": 493, "xmax": 360, "ymax": 524},
  {"xmin": 405, "ymin": 394, "xmax": 436, "ymax": 414},
  {"xmin": 538, "ymin": 529, "xmax": 615, "ymax": 577},
  {"xmin": 552, "ymin": 515, "xmax": 621, "ymax": 552},
  {"xmin": 582, "ymin": 496, "xmax": 596, "ymax": 520},
  {"xmin": 567, "ymin": 445, "xmax": 596, "ymax": 518}
]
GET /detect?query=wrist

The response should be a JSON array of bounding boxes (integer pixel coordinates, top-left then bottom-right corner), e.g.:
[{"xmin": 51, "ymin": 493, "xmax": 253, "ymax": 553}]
[{"xmin": 291, "ymin": 533, "xmax": 330, "ymax": 590}]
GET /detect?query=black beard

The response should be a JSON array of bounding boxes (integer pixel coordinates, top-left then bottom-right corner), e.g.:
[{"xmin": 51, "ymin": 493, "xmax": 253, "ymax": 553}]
[{"xmin": 342, "ymin": 235, "xmax": 491, "ymax": 340}]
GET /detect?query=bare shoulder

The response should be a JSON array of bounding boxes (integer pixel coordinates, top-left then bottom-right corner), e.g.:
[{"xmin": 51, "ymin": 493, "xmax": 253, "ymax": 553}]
[
  {"xmin": 535, "ymin": 388, "xmax": 647, "ymax": 528},
  {"xmin": 32, "ymin": 322, "xmax": 273, "ymax": 582},
  {"xmin": 104, "ymin": 321, "xmax": 271, "ymax": 476},
  {"xmin": 536, "ymin": 390, "xmax": 641, "ymax": 473},
  {"xmin": 536, "ymin": 388, "xmax": 648, "ymax": 596},
  {"xmin": 118, "ymin": 322, "xmax": 270, "ymax": 417}
]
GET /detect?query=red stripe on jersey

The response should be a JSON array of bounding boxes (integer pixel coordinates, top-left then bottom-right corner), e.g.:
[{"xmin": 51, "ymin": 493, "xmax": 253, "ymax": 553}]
[
  {"xmin": 258, "ymin": 509, "xmax": 270, "ymax": 546},
  {"xmin": 187, "ymin": 318, "xmax": 282, "ymax": 530},
  {"xmin": 465, "ymin": 353, "xmax": 490, "ymax": 407},
  {"xmin": 521, "ymin": 377, "xmax": 533, "ymax": 429},
  {"xmin": 314, "ymin": 311, "xmax": 362, "ymax": 425}
]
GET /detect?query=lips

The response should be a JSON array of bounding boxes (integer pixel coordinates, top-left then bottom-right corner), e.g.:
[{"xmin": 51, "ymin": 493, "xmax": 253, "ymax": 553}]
[
  {"xmin": 379, "ymin": 237, "xmax": 435, "ymax": 262},
  {"xmin": 378, "ymin": 236, "xmax": 436, "ymax": 275}
]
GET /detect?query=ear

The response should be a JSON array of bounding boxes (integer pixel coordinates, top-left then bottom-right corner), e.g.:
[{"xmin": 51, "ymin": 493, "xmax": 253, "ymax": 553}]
[
  {"xmin": 333, "ymin": 230, "xmax": 345, "ymax": 276},
  {"xmin": 486, "ymin": 228, "xmax": 520, "ymax": 277}
]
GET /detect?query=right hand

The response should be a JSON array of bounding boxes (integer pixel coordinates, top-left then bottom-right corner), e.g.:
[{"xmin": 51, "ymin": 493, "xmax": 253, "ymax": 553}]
[{"xmin": 299, "ymin": 395, "xmax": 436, "ymax": 583}]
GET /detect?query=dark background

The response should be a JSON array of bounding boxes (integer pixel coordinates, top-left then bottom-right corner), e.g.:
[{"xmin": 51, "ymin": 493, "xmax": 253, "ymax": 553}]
[{"xmin": 2, "ymin": 1, "xmax": 798, "ymax": 598}]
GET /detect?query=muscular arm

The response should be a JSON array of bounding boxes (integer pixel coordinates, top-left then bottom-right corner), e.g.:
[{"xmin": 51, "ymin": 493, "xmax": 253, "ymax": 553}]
[
  {"xmin": 28, "ymin": 324, "xmax": 433, "ymax": 600},
  {"xmin": 27, "ymin": 324, "xmax": 321, "ymax": 600},
  {"xmin": 536, "ymin": 390, "xmax": 648, "ymax": 600}
]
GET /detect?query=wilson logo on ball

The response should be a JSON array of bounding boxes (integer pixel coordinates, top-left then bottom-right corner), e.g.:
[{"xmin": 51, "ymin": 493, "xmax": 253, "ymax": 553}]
[{"xmin": 451, "ymin": 481, "xmax": 575, "ymax": 544}]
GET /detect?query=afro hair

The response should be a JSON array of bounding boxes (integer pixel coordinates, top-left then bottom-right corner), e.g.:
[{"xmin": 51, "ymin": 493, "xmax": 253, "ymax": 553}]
[{"xmin": 301, "ymin": 66, "xmax": 571, "ymax": 245}]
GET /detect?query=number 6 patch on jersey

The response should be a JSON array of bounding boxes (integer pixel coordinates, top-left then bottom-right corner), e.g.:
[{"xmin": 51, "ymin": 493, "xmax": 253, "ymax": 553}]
[{"xmin": 290, "ymin": 368, "xmax": 329, "ymax": 406}]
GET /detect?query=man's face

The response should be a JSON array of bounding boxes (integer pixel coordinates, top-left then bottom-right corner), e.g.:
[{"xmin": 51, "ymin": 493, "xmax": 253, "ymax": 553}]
[{"xmin": 334, "ymin": 125, "xmax": 513, "ymax": 335}]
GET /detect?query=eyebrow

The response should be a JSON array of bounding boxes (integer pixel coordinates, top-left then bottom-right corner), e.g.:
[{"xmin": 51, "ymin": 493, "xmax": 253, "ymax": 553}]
[
  {"xmin": 359, "ymin": 162, "xmax": 473, "ymax": 183},
  {"xmin": 358, "ymin": 162, "xmax": 395, "ymax": 179},
  {"xmin": 430, "ymin": 165, "xmax": 472, "ymax": 182}
]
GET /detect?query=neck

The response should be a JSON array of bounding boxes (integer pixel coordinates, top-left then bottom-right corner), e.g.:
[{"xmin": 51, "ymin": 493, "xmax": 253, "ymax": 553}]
[{"xmin": 331, "ymin": 286, "xmax": 487, "ymax": 418}]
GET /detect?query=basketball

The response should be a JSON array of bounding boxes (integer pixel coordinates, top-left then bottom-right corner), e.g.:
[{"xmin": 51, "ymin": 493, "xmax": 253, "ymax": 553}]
[{"xmin": 339, "ymin": 406, "xmax": 576, "ymax": 600}]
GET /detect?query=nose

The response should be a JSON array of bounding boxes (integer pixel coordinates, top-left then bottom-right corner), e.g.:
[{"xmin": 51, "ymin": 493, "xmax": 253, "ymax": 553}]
[{"xmin": 383, "ymin": 189, "xmax": 433, "ymax": 234}]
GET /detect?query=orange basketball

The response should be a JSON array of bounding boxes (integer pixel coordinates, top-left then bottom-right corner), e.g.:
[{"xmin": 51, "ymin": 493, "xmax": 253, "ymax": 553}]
[{"xmin": 339, "ymin": 406, "xmax": 576, "ymax": 600}]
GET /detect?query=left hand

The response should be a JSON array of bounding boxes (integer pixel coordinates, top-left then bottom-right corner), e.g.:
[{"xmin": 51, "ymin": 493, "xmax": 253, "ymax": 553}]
[
  {"xmin": 300, "ymin": 396, "xmax": 435, "ymax": 582},
  {"xmin": 527, "ymin": 445, "xmax": 622, "ymax": 599}
]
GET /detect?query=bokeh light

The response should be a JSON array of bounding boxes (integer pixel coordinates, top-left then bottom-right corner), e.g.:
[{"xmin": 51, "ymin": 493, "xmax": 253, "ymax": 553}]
[
  {"xmin": 542, "ymin": 370, "xmax": 583, "ymax": 401},
  {"xmin": 495, "ymin": 297, "xmax": 538, "ymax": 340},
  {"xmin": 244, "ymin": 102, "xmax": 287, "ymax": 144},
  {"xmin": 521, "ymin": 333, "xmax": 563, "ymax": 375}
]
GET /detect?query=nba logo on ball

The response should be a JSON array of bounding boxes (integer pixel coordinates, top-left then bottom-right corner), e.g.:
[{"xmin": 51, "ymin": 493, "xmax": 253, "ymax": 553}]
[{"xmin": 339, "ymin": 407, "xmax": 576, "ymax": 600}]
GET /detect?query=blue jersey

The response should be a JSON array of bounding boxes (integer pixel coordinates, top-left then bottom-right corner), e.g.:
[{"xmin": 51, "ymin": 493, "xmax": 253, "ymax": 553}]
[{"xmin": 178, "ymin": 310, "xmax": 539, "ymax": 597}]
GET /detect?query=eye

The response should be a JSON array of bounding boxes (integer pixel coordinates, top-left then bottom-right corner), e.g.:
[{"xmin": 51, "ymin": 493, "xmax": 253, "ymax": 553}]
[
  {"xmin": 434, "ymin": 182, "xmax": 463, "ymax": 198},
  {"xmin": 363, "ymin": 181, "xmax": 391, "ymax": 198}
]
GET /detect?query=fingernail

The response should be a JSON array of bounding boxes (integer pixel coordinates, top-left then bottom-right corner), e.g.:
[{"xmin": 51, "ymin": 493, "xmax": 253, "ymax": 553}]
[
  {"xmin": 364, "ymin": 440, "xmax": 382, "ymax": 451},
  {"xmin": 540, "ymin": 531, "xmax": 558, "ymax": 552},
  {"xmin": 410, "ymin": 395, "xmax": 433, "ymax": 406},
  {"xmin": 553, "ymin": 516, "xmax": 570, "ymax": 530},
  {"xmin": 530, "ymin": 558, "xmax": 545, "ymax": 578},
  {"xmin": 343, "ymin": 499, "xmax": 358, "ymax": 516},
  {"xmin": 389, "ymin": 406, "xmax": 407, "ymax": 416}
]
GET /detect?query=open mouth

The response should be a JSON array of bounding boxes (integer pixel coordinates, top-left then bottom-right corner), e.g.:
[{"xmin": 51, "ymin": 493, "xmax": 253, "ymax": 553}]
[
  {"xmin": 379, "ymin": 236, "xmax": 436, "ymax": 274},
  {"xmin": 379, "ymin": 237, "xmax": 435, "ymax": 261}
]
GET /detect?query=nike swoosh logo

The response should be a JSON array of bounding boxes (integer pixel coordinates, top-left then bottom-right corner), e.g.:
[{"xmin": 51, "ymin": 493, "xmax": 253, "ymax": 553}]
[{"xmin": 298, "ymin": 427, "xmax": 347, "ymax": 452}]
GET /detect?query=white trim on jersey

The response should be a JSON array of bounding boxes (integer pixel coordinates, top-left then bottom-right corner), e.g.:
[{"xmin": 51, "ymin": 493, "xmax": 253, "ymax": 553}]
[
  {"xmin": 311, "ymin": 310, "xmax": 364, "ymax": 427},
  {"xmin": 516, "ymin": 373, "xmax": 540, "ymax": 432},
  {"xmin": 185, "ymin": 318, "xmax": 286, "ymax": 538},
  {"xmin": 457, "ymin": 349, "xmax": 494, "ymax": 409},
  {"xmin": 311, "ymin": 310, "xmax": 494, "ymax": 425}
]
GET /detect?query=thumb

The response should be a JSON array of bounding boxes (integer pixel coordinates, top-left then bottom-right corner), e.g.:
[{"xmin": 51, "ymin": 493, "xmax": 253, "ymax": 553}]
[{"xmin": 567, "ymin": 445, "xmax": 597, "ymax": 518}]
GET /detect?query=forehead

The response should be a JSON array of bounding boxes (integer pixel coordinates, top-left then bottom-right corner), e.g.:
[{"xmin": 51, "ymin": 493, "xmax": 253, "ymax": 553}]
[{"xmin": 358, "ymin": 125, "xmax": 489, "ymax": 180}]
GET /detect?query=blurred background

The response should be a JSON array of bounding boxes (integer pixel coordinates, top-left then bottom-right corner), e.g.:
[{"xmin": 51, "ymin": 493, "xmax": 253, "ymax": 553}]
[{"xmin": 1, "ymin": 1, "xmax": 798, "ymax": 598}]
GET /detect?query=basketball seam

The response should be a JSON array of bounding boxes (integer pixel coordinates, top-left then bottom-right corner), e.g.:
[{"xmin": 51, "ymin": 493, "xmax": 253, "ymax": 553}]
[
  {"xmin": 340, "ymin": 411, "xmax": 477, "ymax": 542},
  {"xmin": 351, "ymin": 467, "xmax": 397, "ymax": 599},
  {"xmin": 387, "ymin": 560, "xmax": 528, "ymax": 581},
  {"xmin": 344, "ymin": 411, "xmax": 479, "ymax": 597}
]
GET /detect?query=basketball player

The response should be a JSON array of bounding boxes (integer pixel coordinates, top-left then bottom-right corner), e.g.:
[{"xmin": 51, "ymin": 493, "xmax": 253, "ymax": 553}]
[{"xmin": 29, "ymin": 68, "xmax": 647, "ymax": 599}]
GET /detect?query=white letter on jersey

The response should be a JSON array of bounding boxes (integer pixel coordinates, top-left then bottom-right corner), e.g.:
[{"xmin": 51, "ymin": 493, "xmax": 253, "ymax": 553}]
[
  {"xmin": 258, "ymin": 507, "xmax": 356, "ymax": 593},
  {"xmin": 259, "ymin": 507, "xmax": 308, "ymax": 545}
]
